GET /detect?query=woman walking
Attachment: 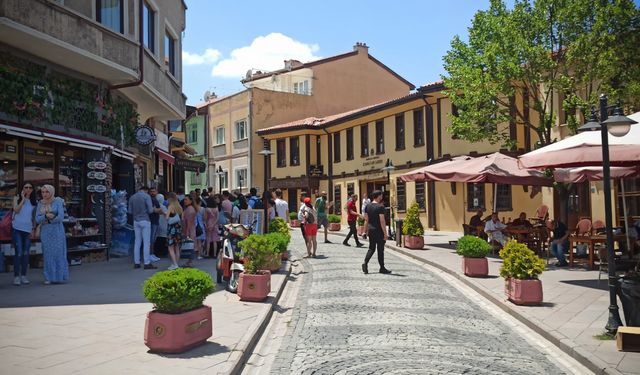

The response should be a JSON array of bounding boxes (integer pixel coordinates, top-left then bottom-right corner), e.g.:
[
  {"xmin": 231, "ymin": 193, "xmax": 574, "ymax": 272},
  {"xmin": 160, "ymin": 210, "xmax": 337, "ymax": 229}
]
[
  {"xmin": 11, "ymin": 182, "xmax": 36, "ymax": 286},
  {"xmin": 302, "ymin": 197, "xmax": 318, "ymax": 258},
  {"xmin": 165, "ymin": 193, "xmax": 183, "ymax": 270},
  {"xmin": 195, "ymin": 198, "xmax": 206, "ymax": 259},
  {"xmin": 204, "ymin": 195, "xmax": 220, "ymax": 258},
  {"xmin": 36, "ymin": 185, "xmax": 68, "ymax": 284},
  {"xmin": 182, "ymin": 192, "xmax": 198, "ymax": 267}
]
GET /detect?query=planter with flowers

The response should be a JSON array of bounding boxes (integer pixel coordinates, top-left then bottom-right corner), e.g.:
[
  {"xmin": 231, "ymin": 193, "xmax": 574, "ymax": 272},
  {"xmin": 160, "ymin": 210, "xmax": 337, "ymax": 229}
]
[
  {"xmin": 237, "ymin": 234, "xmax": 274, "ymax": 302},
  {"xmin": 356, "ymin": 216, "xmax": 366, "ymax": 236},
  {"xmin": 402, "ymin": 202, "xmax": 425, "ymax": 249},
  {"xmin": 289, "ymin": 212, "xmax": 300, "ymax": 227},
  {"xmin": 264, "ymin": 232, "xmax": 289, "ymax": 271},
  {"xmin": 328, "ymin": 214, "xmax": 342, "ymax": 231},
  {"xmin": 142, "ymin": 268, "xmax": 215, "ymax": 353},
  {"xmin": 456, "ymin": 235, "xmax": 491, "ymax": 277},
  {"xmin": 499, "ymin": 240, "xmax": 545, "ymax": 305},
  {"xmin": 269, "ymin": 218, "xmax": 291, "ymax": 260}
]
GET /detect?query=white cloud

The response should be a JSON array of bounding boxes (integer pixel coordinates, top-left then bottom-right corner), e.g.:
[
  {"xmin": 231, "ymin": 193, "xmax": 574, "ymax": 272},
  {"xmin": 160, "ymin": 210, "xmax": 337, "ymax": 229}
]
[
  {"xmin": 211, "ymin": 33, "xmax": 321, "ymax": 79},
  {"xmin": 182, "ymin": 48, "xmax": 221, "ymax": 66}
]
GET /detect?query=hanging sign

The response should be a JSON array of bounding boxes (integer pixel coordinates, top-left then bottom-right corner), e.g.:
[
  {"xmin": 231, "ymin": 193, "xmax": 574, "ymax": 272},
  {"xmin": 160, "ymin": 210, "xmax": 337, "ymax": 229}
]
[{"xmin": 135, "ymin": 125, "xmax": 156, "ymax": 146}]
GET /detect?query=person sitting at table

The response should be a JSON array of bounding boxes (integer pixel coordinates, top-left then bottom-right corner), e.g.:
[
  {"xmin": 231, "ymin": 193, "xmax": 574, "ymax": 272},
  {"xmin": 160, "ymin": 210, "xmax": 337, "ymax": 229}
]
[
  {"xmin": 509, "ymin": 212, "xmax": 532, "ymax": 228},
  {"xmin": 469, "ymin": 209, "xmax": 486, "ymax": 228},
  {"xmin": 485, "ymin": 213, "xmax": 507, "ymax": 246},
  {"xmin": 549, "ymin": 218, "xmax": 569, "ymax": 267}
]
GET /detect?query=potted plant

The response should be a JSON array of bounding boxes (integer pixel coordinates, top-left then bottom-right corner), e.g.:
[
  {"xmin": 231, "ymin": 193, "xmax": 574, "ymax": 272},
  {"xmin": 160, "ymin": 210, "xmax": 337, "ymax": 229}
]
[
  {"xmin": 402, "ymin": 202, "xmax": 425, "ymax": 249},
  {"xmin": 289, "ymin": 212, "xmax": 300, "ymax": 227},
  {"xmin": 237, "ymin": 234, "xmax": 275, "ymax": 302},
  {"xmin": 499, "ymin": 240, "xmax": 545, "ymax": 305},
  {"xmin": 456, "ymin": 235, "xmax": 491, "ymax": 277},
  {"xmin": 264, "ymin": 232, "xmax": 289, "ymax": 271},
  {"xmin": 328, "ymin": 214, "xmax": 342, "ymax": 231},
  {"xmin": 269, "ymin": 218, "xmax": 291, "ymax": 260},
  {"xmin": 142, "ymin": 268, "xmax": 215, "ymax": 353},
  {"xmin": 356, "ymin": 216, "xmax": 366, "ymax": 236}
]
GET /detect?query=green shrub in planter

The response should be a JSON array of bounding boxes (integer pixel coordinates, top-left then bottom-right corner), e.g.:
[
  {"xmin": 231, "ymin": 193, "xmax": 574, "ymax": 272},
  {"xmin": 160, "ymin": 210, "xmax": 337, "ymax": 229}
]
[
  {"xmin": 289, "ymin": 212, "xmax": 298, "ymax": 221},
  {"xmin": 402, "ymin": 202, "xmax": 424, "ymax": 236},
  {"xmin": 456, "ymin": 235, "xmax": 491, "ymax": 258},
  {"xmin": 142, "ymin": 268, "xmax": 215, "ymax": 314},
  {"xmin": 356, "ymin": 217, "xmax": 365, "ymax": 226},
  {"xmin": 328, "ymin": 214, "xmax": 341, "ymax": 223},
  {"xmin": 239, "ymin": 234, "xmax": 277, "ymax": 274},
  {"xmin": 499, "ymin": 240, "xmax": 545, "ymax": 280},
  {"xmin": 264, "ymin": 232, "xmax": 289, "ymax": 254},
  {"xmin": 269, "ymin": 217, "xmax": 290, "ymax": 239}
]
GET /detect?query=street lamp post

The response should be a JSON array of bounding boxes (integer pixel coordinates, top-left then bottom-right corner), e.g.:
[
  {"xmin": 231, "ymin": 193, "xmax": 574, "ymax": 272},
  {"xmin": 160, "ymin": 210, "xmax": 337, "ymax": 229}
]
[
  {"xmin": 259, "ymin": 139, "xmax": 274, "ymax": 234},
  {"xmin": 216, "ymin": 165, "xmax": 223, "ymax": 195},
  {"xmin": 381, "ymin": 158, "xmax": 395, "ymax": 240},
  {"xmin": 577, "ymin": 94, "xmax": 637, "ymax": 335}
]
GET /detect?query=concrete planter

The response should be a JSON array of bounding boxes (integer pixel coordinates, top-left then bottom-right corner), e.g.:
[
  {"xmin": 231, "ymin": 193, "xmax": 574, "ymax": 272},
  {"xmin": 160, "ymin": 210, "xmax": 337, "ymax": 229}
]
[
  {"xmin": 403, "ymin": 235, "xmax": 424, "ymax": 249},
  {"xmin": 462, "ymin": 257, "xmax": 488, "ymax": 277},
  {"xmin": 506, "ymin": 278, "xmax": 543, "ymax": 306},
  {"xmin": 357, "ymin": 225, "xmax": 366, "ymax": 236},
  {"xmin": 328, "ymin": 223, "xmax": 341, "ymax": 231},
  {"xmin": 290, "ymin": 220, "xmax": 300, "ymax": 228},
  {"xmin": 144, "ymin": 305, "xmax": 212, "ymax": 353},
  {"xmin": 238, "ymin": 270, "xmax": 271, "ymax": 302}
]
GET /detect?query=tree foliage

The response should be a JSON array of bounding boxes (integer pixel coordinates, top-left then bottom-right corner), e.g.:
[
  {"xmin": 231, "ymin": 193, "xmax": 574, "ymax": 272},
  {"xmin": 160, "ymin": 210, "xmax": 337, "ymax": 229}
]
[{"xmin": 443, "ymin": 0, "xmax": 640, "ymax": 147}]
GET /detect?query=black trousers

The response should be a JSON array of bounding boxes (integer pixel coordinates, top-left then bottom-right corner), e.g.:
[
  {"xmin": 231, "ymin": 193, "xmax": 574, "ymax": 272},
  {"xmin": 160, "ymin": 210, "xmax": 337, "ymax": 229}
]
[
  {"xmin": 364, "ymin": 230, "xmax": 385, "ymax": 268},
  {"xmin": 344, "ymin": 220, "xmax": 362, "ymax": 245}
]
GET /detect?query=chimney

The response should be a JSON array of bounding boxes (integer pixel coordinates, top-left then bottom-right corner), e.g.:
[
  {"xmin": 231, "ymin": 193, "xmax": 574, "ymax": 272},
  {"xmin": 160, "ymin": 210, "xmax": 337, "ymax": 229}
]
[
  {"xmin": 353, "ymin": 42, "xmax": 369, "ymax": 55},
  {"xmin": 284, "ymin": 59, "xmax": 303, "ymax": 70}
]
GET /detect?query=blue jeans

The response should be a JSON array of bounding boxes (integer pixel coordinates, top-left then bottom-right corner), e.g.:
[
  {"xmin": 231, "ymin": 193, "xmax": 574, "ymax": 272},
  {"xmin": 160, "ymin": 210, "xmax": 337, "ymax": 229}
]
[
  {"xmin": 134, "ymin": 220, "xmax": 151, "ymax": 265},
  {"xmin": 12, "ymin": 228, "xmax": 31, "ymax": 277},
  {"xmin": 550, "ymin": 240, "xmax": 568, "ymax": 264}
]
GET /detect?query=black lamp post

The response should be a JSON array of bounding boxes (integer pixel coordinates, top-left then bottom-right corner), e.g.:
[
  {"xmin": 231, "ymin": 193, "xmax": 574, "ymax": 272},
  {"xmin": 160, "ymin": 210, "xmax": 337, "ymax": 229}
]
[
  {"xmin": 259, "ymin": 139, "xmax": 273, "ymax": 234},
  {"xmin": 216, "ymin": 165, "xmax": 223, "ymax": 194},
  {"xmin": 577, "ymin": 94, "xmax": 637, "ymax": 335},
  {"xmin": 381, "ymin": 158, "xmax": 395, "ymax": 240}
]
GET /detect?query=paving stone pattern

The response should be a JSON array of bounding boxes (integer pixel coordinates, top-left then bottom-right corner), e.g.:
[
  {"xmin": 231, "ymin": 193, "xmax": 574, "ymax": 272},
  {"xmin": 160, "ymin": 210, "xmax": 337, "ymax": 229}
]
[{"xmin": 270, "ymin": 234, "xmax": 566, "ymax": 374}]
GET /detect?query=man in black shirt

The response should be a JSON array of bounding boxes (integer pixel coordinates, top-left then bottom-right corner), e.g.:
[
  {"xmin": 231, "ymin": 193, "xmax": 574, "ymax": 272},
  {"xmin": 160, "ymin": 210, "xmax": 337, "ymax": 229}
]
[
  {"xmin": 550, "ymin": 219, "xmax": 569, "ymax": 267},
  {"xmin": 362, "ymin": 190, "xmax": 391, "ymax": 274}
]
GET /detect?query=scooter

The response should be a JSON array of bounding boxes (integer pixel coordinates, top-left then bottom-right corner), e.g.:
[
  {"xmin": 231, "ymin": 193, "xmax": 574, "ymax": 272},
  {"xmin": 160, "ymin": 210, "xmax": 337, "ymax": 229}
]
[{"xmin": 217, "ymin": 221, "xmax": 254, "ymax": 293}]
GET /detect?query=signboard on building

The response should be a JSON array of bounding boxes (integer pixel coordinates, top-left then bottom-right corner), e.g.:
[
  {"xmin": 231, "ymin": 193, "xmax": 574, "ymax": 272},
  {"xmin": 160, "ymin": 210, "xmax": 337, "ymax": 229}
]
[
  {"xmin": 175, "ymin": 158, "xmax": 206, "ymax": 172},
  {"xmin": 155, "ymin": 131, "xmax": 169, "ymax": 152},
  {"xmin": 135, "ymin": 125, "xmax": 156, "ymax": 146}
]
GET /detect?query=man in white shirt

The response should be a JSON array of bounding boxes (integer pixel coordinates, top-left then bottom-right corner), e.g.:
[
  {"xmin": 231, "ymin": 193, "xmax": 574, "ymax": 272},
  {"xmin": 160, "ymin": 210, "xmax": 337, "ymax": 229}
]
[
  {"xmin": 484, "ymin": 212, "xmax": 507, "ymax": 246},
  {"xmin": 362, "ymin": 195, "xmax": 371, "ymax": 215},
  {"xmin": 274, "ymin": 189, "xmax": 289, "ymax": 222}
]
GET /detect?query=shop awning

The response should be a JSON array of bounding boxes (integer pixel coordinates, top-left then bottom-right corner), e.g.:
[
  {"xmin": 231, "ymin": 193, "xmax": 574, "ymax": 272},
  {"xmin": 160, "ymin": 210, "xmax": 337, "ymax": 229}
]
[
  {"xmin": 157, "ymin": 148, "xmax": 175, "ymax": 164},
  {"xmin": 0, "ymin": 122, "xmax": 135, "ymax": 160}
]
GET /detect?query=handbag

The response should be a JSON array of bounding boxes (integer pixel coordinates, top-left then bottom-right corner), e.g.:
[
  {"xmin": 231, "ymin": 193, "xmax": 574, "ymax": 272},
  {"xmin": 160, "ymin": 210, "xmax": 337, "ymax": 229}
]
[
  {"xmin": 195, "ymin": 222, "xmax": 204, "ymax": 237},
  {"xmin": 180, "ymin": 238, "xmax": 195, "ymax": 259}
]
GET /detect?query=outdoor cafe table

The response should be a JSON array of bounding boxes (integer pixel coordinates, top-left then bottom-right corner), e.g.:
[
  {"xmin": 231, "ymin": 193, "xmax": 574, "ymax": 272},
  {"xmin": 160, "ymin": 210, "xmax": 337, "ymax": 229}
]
[
  {"xmin": 568, "ymin": 234, "xmax": 628, "ymax": 270},
  {"xmin": 506, "ymin": 227, "xmax": 542, "ymax": 254}
]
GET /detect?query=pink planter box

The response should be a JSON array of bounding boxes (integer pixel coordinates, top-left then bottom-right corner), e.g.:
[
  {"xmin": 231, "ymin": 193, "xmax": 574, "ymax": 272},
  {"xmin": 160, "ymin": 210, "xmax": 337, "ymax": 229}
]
[
  {"xmin": 403, "ymin": 235, "xmax": 424, "ymax": 249},
  {"xmin": 328, "ymin": 223, "xmax": 341, "ymax": 231},
  {"xmin": 290, "ymin": 220, "xmax": 300, "ymax": 228},
  {"xmin": 238, "ymin": 271, "xmax": 271, "ymax": 302},
  {"xmin": 505, "ymin": 278, "xmax": 543, "ymax": 305},
  {"xmin": 144, "ymin": 305, "xmax": 212, "ymax": 353},
  {"xmin": 462, "ymin": 257, "xmax": 488, "ymax": 277}
]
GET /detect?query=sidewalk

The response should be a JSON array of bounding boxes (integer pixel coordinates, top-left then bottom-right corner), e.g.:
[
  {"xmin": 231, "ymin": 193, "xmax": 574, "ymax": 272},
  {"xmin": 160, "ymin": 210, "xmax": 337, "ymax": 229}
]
[
  {"xmin": 330, "ymin": 227, "xmax": 640, "ymax": 375},
  {"xmin": 0, "ymin": 256, "xmax": 290, "ymax": 374}
]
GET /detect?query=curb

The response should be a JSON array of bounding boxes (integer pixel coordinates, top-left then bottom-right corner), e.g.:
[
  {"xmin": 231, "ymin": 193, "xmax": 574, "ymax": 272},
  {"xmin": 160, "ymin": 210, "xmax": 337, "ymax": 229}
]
[
  {"xmin": 329, "ymin": 231, "xmax": 619, "ymax": 375},
  {"xmin": 228, "ymin": 260, "xmax": 292, "ymax": 375}
]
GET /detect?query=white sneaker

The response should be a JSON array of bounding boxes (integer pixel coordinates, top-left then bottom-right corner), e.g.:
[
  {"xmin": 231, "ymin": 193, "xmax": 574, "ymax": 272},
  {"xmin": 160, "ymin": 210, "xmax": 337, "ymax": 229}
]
[
  {"xmin": 13, "ymin": 276, "xmax": 21, "ymax": 286},
  {"xmin": 167, "ymin": 264, "xmax": 178, "ymax": 270},
  {"xmin": 20, "ymin": 276, "xmax": 30, "ymax": 284},
  {"xmin": 197, "ymin": 256, "xmax": 203, "ymax": 260},
  {"xmin": 150, "ymin": 255, "xmax": 161, "ymax": 262}
]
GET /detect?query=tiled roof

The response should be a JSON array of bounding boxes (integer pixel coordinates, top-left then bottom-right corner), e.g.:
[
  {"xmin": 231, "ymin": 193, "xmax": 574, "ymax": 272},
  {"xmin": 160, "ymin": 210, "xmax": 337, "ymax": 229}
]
[{"xmin": 257, "ymin": 92, "xmax": 423, "ymax": 135}]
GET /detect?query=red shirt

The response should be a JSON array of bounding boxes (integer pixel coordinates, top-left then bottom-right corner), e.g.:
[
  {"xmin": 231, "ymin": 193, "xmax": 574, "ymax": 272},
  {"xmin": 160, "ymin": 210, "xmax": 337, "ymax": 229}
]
[{"xmin": 347, "ymin": 200, "xmax": 358, "ymax": 222}]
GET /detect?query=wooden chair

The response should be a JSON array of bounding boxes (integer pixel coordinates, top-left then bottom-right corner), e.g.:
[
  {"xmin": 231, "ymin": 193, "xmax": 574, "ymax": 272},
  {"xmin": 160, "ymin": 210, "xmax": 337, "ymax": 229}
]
[
  {"xmin": 592, "ymin": 220, "xmax": 605, "ymax": 235},
  {"xmin": 596, "ymin": 246, "xmax": 608, "ymax": 286},
  {"xmin": 531, "ymin": 205, "xmax": 549, "ymax": 225},
  {"xmin": 575, "ymin": 219, "xmax": 592, "ymax": 236}
]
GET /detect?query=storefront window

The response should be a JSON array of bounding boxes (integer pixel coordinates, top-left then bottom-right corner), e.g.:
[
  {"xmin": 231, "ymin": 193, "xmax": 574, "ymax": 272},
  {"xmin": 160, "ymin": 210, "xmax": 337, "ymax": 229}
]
[
  {"xmin": 0, "ymin": 136, "xmax": 19, "ymax": 219},
  {"xmin": 59, "ymin": 149, "xmax": 84, "ymax": 218},
  {"xmin": 23, "ymin": 141, "xmax": 55, "ymax": 196}
]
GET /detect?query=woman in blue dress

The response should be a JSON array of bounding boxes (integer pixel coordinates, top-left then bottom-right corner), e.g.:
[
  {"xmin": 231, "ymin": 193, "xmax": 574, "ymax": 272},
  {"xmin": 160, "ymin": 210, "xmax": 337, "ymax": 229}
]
[{"xmin": 36, "ymin": 184, "xmax": 69, "ymax": 284}]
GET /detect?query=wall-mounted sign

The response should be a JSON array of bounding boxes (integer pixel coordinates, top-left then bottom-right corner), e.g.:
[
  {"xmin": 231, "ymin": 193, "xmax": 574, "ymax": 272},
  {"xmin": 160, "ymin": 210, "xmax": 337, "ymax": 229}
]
[
  {"xmin": 174, "ymin": 158, "xmax": 206, "ymax": 172},
  {"xmin": 87, "ymin": 171, "xmax": 107, "ymax": 180},
  {"xmin": 135, "ymin": 125, "xmax": 156, "ymax": 146},
  {"xmin": 87, "ymin": 161, "xmax": 107, "ymax": 170},
  {"xmin": 308, "ymin": 165, "xmax": 324, "ymax": 177},
  {"xmin": 362, "ymin": 155, "xmax": 383, "ymax": 168},
  {"xmin": 155, "ymin": 131, "xmax": 169, "ymax": 152}
]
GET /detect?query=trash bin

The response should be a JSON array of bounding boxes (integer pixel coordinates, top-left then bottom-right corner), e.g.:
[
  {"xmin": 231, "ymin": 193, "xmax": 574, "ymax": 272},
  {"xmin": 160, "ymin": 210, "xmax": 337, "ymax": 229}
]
[
  {"xmin": 395, "ymin": 219, "xmax": 404, "ymax": 246},
  {"xmin": 618, "ymin": 276, "xmax": 640, "ymax": 326},
  {"xmin": 111, "ymin": 224, "xmax": 134, "ymax": 258}
]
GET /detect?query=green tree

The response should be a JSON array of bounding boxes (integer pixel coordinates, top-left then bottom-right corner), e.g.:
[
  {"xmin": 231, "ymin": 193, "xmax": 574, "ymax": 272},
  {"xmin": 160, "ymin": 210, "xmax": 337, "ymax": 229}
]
[{"xmin": 443, "ymin": 0, "xmax": 640, "ymax": 147}]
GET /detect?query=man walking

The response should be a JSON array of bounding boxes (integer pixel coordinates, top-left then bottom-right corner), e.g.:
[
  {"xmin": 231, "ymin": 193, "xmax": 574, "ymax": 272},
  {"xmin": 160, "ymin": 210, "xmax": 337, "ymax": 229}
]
[
  {"xmin": 315, "ymin": 191, "xmax": 333, "ymax": 243},
  {"xmin": 274, "ymin": 189, "xmax": 289, "ymax": 222},
  {"xmin": 128, "ymin": 186, "xmax": 157, "ymax": 269},
  {"xmin": 298, "ymin": 192, "xmax": 308, "ymax": 239},
  {"xmin": 362, "ymin": 190, "xmax": 391, "ymax": 274},
  {"xmin": 148, "ymin": 187, "xmax": 164, "ymax": 262},
  {"xmin": 343, "ymin": 193, "xmax": 364, "ymax": 247}
]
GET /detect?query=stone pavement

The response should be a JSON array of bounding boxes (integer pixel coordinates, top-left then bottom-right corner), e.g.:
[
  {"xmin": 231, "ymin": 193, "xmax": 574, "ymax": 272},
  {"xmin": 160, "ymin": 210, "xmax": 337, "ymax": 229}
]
[
  {"xmin": 0, "ymin": 255, "xmax": 290, "ymax": 374},
  {"xmin": 263, "ymin": 231, "xmax": 582, "ymax": 374},
  {"xmin": 327, "ymin": 227, "xmax": 640, "ymax": 375}
]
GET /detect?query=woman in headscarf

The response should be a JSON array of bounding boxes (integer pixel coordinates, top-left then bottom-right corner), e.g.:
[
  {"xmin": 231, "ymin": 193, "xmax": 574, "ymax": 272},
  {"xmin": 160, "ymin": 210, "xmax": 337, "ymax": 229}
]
[
  {"xmin": 11, "ymin": 182, "xmax": 37, "ymax": 286},
  {"xmin": 36, "ymin": 185, "xmax": 69, "ymax": 284}
]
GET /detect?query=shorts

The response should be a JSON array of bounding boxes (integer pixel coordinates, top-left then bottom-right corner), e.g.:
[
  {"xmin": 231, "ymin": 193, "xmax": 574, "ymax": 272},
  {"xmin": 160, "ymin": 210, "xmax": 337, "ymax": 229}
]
[
  {"xmin": 317, "ymin": 215, "xmax": 329, "ymax": 228},
  {"xmin": 304, "ymin": 224, "xmax": 318, "ymax": 236}
]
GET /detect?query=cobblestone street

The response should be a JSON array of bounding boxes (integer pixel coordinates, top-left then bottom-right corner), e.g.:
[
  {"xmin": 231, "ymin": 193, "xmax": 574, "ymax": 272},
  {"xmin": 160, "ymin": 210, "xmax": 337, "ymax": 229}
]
[{"xmin": 263, "ymin": 232, "xmax": 576, "ymax": 374}]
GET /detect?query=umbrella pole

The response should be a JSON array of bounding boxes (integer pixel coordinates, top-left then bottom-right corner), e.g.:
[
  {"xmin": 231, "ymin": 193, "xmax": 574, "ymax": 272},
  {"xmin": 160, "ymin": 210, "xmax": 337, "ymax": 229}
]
[
  {"xmin": 493, "ymin": 183, "xmax": 497, "ymax": 213},
  {"xmin": 621, "ymin": 179, "xmax": 632, "ymax": 253}
]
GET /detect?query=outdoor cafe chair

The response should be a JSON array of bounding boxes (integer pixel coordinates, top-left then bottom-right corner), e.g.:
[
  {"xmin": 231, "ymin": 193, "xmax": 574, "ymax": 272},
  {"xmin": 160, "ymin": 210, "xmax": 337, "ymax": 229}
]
[
  {"xmin": 592, "ymin": 220, "xmax": 605, "ymax": 235},
  {"xmin": 531, "ymin": 205, "xmax": 549, "ymax": 225}
]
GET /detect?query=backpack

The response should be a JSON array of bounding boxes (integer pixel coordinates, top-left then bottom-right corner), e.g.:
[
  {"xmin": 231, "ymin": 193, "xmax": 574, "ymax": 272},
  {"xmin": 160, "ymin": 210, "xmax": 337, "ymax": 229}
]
[
  {"xmin": 252, "ymin": 198, "xmax": 265, "ymax": 210},
  {"xmin": 305, "ymin": 207, "xmax": 315, "ymax": 224}
]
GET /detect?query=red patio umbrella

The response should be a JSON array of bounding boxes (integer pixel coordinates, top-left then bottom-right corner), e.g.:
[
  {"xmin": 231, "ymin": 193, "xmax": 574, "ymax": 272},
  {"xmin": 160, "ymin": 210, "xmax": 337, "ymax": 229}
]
[{"xmin": 399, "ymin": 155, "xmax": 471, "ymax": 182}]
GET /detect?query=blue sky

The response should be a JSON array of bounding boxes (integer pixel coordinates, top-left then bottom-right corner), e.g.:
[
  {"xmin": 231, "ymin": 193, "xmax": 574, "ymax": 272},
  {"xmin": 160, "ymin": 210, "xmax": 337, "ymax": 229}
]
[{"xmin": 181, "ymin": 0, "xmax": 501, "ymax": 104}]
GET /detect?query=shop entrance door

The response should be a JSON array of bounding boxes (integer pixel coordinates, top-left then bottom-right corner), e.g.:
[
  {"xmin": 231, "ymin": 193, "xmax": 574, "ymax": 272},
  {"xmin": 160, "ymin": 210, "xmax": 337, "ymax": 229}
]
[
  {"xmin": 554, "ymin": 181, "xmax": 591, "ymax": 230},
  {"xmin": 366, "ymin": 181, "xmax": 390, "ymax": 221}
]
